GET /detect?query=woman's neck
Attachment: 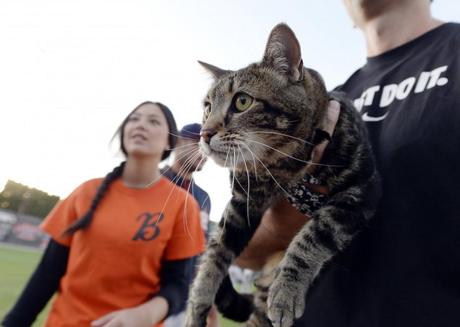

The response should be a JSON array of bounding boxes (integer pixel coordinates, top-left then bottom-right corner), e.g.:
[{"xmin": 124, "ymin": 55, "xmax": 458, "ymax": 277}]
[{"xmin": 122, "ymin": 157, "xmax": 161, "ymax": 188}]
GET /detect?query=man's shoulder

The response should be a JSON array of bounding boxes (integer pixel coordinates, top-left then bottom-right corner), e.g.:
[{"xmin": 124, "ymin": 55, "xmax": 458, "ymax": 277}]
[
  {"xmin": 338, "ymin": 23, "xmax": 460, "ymax": 93},
  {"xmin": 443, "ymin": 22, "xmax": 460, "ymax": 33},
  {"xmin": 191, "ymin": 181, "xmax": 208, "ymax": 196},
  {"xmin": 191, "ymin": 182, "xmax": 210, "ymax": 202},
  {"xmin": 438, "ymin": 22, "xmax": 460, "ymax": 46},
  {"xmin": 190, "ymin": 181, "xmax": 211, "ymax": 213}
]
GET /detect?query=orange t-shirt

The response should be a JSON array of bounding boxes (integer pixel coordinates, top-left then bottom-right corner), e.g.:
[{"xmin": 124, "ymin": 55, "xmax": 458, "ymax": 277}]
[{"xmin": 40, "ymin": 177, "xmax": 205, "ymax": 327}]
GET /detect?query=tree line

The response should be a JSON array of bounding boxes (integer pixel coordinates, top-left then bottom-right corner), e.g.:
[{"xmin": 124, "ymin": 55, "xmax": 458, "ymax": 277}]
[{"xmin": 0, "ymin": 180, "xmax": 60, "ymax": 219}]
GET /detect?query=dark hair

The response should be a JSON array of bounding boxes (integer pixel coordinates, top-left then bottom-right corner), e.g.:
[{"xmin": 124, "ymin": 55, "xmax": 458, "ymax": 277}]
[
  {"xmin": 64, "ymin": 162, "xmax": 125, "ymax": 235},
  {"xmin": 64, "ymin": 101, "xmax": 178, "ymax": 235},
  {"xmin": 119, "ymin": 101, "xmax": 178, "ymax": 160}
]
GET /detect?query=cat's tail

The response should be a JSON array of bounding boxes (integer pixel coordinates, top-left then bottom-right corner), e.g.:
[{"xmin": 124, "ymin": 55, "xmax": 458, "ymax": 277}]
[{"xmin": 214, "ymin": 275, "xmax": 255, "ymax": 322}]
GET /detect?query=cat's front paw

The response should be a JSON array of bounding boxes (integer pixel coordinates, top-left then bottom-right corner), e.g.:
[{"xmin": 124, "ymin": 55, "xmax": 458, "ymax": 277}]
[
  {"xmin": 267, "ymin": 274, "xmax": 306, "ymax": 327},
  {"xmin": 184, "ymin": 300, "xmax": 210, "ymax": 327}
]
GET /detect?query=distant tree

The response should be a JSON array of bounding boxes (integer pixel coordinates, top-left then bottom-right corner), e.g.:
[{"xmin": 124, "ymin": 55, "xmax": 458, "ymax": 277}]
[{"xmin": 0, "ymin": 180, "xmax": 60, "ymax": 219}]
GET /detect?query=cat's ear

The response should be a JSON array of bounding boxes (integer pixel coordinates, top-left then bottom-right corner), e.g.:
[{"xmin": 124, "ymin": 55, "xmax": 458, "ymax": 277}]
[
  {"xmin": 198, "ymin": 60, "xmax": 232, "ymax": 79},
  {"xmin": 263, "ymin": 23, "xmax": 304, "ymax": 82}
]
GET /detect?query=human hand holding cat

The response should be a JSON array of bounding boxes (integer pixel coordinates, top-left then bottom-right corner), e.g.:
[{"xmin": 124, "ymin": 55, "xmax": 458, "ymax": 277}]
[{"xmin": 306, "ymin": 99, "xmax": 341, "ymax": 183}]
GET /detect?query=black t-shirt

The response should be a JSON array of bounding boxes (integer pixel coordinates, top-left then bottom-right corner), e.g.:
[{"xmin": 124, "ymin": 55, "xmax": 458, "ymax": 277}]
[{"xmin": 297, "ymin": 23, "xmax": 460, "ymax": 327}]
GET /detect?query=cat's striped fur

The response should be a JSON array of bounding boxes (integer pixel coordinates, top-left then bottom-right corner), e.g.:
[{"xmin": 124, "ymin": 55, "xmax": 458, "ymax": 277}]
[{"xmin": 185, "ymin": 23, "xmax": 380, "ymax": 327}]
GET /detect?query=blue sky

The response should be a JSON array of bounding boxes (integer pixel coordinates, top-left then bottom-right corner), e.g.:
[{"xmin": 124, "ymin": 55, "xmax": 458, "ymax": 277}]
[{"xmin": 0, "ymin": 0, "xmax": 458, "ymax": 220}]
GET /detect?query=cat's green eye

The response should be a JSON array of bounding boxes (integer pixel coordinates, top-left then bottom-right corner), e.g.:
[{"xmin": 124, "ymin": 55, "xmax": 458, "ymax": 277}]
[{"xmin": 234, "ymin": 93, "xmax": 253, "ymax": 112}]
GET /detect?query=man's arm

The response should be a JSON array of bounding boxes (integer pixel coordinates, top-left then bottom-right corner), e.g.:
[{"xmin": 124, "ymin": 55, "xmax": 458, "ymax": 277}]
[{"xmin": 235, "ymin": 199, "xmax": 309, "ymax": 270}]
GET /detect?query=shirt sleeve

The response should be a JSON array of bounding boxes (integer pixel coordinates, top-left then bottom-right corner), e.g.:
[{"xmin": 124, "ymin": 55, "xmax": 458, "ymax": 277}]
[
  {"xmin": 163, "ymin": 195, "xmax": 205, "ymax": 260},
  {"xmin": 40, "ymin": 182, "xmax": 92, "ymax": 246},
  {"xmin": 156, "ymin": 256, "xmax": 196, "ymax": 317}
]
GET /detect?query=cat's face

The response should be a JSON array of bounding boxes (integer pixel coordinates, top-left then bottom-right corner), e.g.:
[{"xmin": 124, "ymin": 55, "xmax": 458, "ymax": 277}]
[
  {"xmin": 199, "ymin": 24, "xmax": 327, "ymax": 172},
  {"xmin": 200, "ymin": 66, "xmax": 308, "ymax": 169}
]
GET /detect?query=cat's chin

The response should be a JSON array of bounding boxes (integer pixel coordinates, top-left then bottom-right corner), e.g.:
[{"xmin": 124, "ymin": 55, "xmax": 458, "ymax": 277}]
[
  {"xmin": 209, "ymin": 153, "xmax": 232, "ymax": 167},
  {"xmin": 209, "ymin": 152, "xmax": 246, "ymax": 171}
]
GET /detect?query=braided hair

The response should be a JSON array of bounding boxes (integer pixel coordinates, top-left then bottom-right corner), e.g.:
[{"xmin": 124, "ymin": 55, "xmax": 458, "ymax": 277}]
[
  {"xmin": 64, "ymin": 162, "xmax": 125, "ymax": 235},
  {"xmin": 64, "ymin": 101, "xmax": 178, "ymax": 235}
]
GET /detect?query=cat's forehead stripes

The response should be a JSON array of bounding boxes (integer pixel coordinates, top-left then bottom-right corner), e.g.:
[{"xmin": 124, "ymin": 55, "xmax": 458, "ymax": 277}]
[
  {"xmin": 227, "ymin": 76, "xmax": 234, "ymax": 94},
  {"xmin": 209, "ymin": 67, "xmax": 294, "ymax": 109},
  {"xmin": 210, "ymin": 75, "xmax": 235, "ymax": 99}
]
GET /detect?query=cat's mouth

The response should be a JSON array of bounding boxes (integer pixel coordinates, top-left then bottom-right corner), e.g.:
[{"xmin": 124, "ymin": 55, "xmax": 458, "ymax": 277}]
[
  {"xmin": 200, "ymin": 139, "xmax": 233, "ymax": 166},
  {"xmin": 205, "ymin": 147, "xmax": 232, "ymax": 166},
  {"xmin": 200, "ymin": 139, "xmax": 253, "ymax": 170}
]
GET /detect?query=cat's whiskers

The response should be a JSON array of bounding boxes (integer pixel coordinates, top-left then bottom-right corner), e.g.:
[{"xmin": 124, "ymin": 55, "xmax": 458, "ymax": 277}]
[
  {"xmin": 156, "ymin": 149, "xmax": 194, "ymax": 181},
  {"xmin": 230, "ymin": 146, "xmax": 252, "ymax": 227},
  {"xmin": 239, "ymin": 140, "xmax": 259, "ymax": 181},
  {"xmin": 167, "ymin": 131, "xmax": 203, "ymax": 142},
  {"xmin": 160, "ymin": 150, "xmax": 203, "ymax": 187},
  {"xmin": 159, "ymin": 147, "xmax": 201, "ymax": 183},
  {"xmin": 178, "ymin": 151, "xmax": 207, "ymax": 237},
  {"xmin": 230, "ymin": 147, "xmax": 250, "ymax": 199},
  {"xmin": 155, "ymin": 173, "xmax": 194, "ymax": 238},
  {"xmin": 246, "ymin": 130, "xmax": 315, "ymax": 146},
  {"xmin": 170, "ymin": 142, "xmax": 203, "ymax": 151},
  {"xmin": 159, "ymin": 152, "xmax": 196, "ymax": 218},
  {"xmin": 136, "ymin": 150, "xmax": 202, "ymax": 230},
  {"xmin": 222, "ymin": 142, "xmax": 232, "ymax": 169},
  {"xmin": 236, "ymin": 144, "xmax": 252, "ymax": 228},
  {"xmin": 232, "ymin": 147, "xmax": 251, "ymax": 227},
  {"xmin": 221, "ymin": 135, "xmax": 263, "ymax": 170},
  {"xmin": 159, "ymin": 145, "xmax": 204, "ymax": 183},
  {"xmin": 158, "ymin": 147, "xmax": 204, "ymax": 238},
  {"xmin": 230, "ymin": 146, "xmax": 237, "ymax": 196},
  {"xmin": 239, "ymin": 142, "xmax": 292, "ymax": 199},
  {"xmin": 210, "ymin": 140, "xmax": 243, "ymax": 169},
  {"xmin": 246, "ymin": 139, "xmax": 342, "ymax": 168},
  {"xmin": 219, "ymin": 146, "xmax": 233, "ymax": 240}
]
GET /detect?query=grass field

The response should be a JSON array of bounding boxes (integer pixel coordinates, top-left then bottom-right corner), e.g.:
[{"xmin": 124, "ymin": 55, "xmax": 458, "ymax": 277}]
[
  {"xmin": 0, "ymin": 242, "xmax": 239, "ymax": 326},
  {"xmin": 0, "ymin": 243, "xmax": 50, "ymax": 326}
]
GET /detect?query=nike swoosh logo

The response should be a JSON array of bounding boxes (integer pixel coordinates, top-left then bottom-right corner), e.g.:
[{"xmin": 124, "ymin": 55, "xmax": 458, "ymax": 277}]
[{"xmin": 362, "ymin": 112, "xmax": 389, "ymax": 122}]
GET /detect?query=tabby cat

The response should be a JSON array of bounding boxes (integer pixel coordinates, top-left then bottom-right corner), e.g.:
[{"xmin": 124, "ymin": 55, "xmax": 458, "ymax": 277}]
[{"xmin": 185, "ymin": 23, "xmax": 380, "ymax": 327}]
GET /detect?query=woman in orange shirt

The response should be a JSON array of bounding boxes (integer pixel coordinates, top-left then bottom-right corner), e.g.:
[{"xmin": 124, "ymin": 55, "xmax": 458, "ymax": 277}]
[{"xmin": 3, "ymin": 101, "xmax": 205, "ymax": 327}]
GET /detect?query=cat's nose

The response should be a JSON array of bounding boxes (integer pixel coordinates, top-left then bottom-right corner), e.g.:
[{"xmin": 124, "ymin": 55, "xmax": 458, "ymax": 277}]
[{"xmin": 200, "ymin": 128, "xmax": 217, "ymax": 144}]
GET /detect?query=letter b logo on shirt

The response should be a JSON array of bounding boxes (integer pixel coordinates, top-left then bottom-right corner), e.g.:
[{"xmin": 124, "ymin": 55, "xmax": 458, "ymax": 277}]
[{"xmin": 132, "ymin": 212, "xmax": 164, "ymax": 241}]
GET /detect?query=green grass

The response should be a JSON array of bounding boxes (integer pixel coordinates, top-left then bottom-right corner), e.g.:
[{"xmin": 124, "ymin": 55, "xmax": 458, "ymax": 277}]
[
  {"xmin": 0, "ymin": 243, "xmax": 240, "ymax": 326},
  {"xmin": 0, "ymin": 243, "xmax": 50, "ymax": 326}
]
